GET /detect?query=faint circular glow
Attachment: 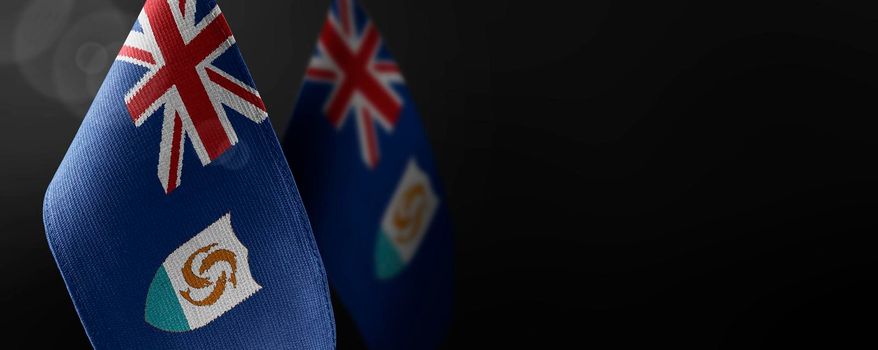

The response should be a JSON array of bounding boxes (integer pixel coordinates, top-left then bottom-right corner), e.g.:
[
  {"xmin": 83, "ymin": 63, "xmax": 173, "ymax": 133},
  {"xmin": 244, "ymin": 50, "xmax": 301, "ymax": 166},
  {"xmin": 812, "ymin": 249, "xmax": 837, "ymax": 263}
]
[
  {"xmin": 216, "ymin": 142, "xmax": 252, "ymax": 170},
  {"xmin": 53, "ymin": 11, "xmax": 128, "ymax": 115},
  {"xmin": 10, "ymin": 0, "xmax": 75, "ymax": 64},
  {"xmin": 75, "ymin": 42, "xmax": 111, "ymax": 75},
  {"xmin": 18, "ymin": 8, "xmax": 129, "ymax": 116}
]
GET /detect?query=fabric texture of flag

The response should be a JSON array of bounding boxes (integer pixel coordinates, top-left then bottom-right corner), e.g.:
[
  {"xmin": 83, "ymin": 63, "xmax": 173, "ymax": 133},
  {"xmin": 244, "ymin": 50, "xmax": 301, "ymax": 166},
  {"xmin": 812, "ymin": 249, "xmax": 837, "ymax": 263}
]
[
  {"xmin": 283, "ymin": 0, "xmax": 453, "ymax": 348},
  {"xmin": 43, "ymin": 0, "xmax": 335, "ymax": 348}
]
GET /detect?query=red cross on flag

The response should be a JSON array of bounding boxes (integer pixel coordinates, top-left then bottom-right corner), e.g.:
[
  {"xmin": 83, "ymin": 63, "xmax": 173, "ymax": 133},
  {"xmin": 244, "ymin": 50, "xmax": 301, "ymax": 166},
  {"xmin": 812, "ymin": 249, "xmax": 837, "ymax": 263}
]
[
  {"xmin": 304, "ymin": 0, "xmax": 404, "ymax": 169},
  {"xmin": 117, "ymin": 0, "xmax": 268, "ymax": 193}
]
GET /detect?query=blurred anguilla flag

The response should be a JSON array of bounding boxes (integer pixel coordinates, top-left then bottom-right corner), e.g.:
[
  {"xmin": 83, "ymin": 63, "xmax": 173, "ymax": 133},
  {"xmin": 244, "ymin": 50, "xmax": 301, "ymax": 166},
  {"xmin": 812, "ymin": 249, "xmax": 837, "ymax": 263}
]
[
  {"xmin": 43, "ymin": 0, "xmax": 335, "ymax": 348},
  {"xmin": 283, "ymin": 0, "xmax": 453, "ymax": 348}
]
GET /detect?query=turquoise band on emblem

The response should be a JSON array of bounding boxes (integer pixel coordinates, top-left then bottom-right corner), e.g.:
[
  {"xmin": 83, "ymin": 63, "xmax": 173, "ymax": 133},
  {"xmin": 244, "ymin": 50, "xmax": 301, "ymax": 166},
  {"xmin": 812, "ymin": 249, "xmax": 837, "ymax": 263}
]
[
  {"xmin": 145, "ymin": 266, "xmax": 191, "ymax": 332},
  {"xmin": 374, "ymin": 230, "xmax": 405, "ymax": 280}
]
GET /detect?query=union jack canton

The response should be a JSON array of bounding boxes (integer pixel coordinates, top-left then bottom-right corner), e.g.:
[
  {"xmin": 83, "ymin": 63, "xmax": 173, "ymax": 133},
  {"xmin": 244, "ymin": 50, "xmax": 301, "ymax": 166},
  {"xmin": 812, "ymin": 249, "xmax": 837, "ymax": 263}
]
[
  {"xmin": 304, "ymin": 0, "xmax": 404, "ymax": 169},
  {"xmin": 118, "ymin": 0, "xmax": 268, "ymax": 193}
]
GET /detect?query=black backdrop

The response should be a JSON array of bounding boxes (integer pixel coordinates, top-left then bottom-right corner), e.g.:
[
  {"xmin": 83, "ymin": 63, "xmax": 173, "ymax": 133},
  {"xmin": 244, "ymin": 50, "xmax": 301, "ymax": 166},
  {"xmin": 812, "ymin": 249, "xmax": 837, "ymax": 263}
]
[{"xmin": 2, "ymin": 0, "xmax": 878, "ymax": 348}]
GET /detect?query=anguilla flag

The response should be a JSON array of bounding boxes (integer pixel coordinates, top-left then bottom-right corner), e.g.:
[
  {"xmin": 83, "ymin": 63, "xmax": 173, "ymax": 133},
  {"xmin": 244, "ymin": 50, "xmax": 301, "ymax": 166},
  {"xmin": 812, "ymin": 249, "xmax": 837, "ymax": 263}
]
[
  {"xmin": 283, "ymin": 0, "xmax": 453, "ymax": 348},
  {"xmin": 43, "ymin": 1, "xmax": 335, "ymax": 348}
]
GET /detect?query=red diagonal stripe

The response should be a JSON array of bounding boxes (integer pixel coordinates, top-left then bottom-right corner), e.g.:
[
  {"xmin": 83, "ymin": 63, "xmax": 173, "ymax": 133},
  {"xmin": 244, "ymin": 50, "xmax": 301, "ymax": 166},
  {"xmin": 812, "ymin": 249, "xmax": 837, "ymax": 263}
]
[
  {"xmin": 166, "ymin": 111, "xmax": 184, "ymax": 193},
  {"xmin": 360, "ymin": 107, "xmax": 379, "ymax": 167},
  {"xmin": 206, "ymin": 68, "xmax": 266, "ymax": 112},
  {"xmin": 126, "ymin": 69, "xmax": 173, "ymax": 122},
  {"xmin": 306, "ymin": 67, "xmax": 338, "ymax": 81},
  {"xmin": 373, "ymin": 62, "xmax": 399, "ymax": 74},
  {"xmin": 186, "ymin": 13, "xmax": 232, "ymax": 61},
  {"xmin": 119, "ymin": 46, "xmax": 155, "ymax": 65}
]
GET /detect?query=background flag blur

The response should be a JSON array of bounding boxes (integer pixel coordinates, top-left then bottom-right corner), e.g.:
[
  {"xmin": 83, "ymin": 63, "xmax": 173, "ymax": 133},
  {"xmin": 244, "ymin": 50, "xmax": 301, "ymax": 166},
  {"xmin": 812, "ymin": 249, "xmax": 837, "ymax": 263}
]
[
  {"xmin": 283, "ymin": 0, "xmax": 453, "ymax": 348},
  {"xmin": 43, "ymin": 0, "xmax": 335, "ymax": 348}
]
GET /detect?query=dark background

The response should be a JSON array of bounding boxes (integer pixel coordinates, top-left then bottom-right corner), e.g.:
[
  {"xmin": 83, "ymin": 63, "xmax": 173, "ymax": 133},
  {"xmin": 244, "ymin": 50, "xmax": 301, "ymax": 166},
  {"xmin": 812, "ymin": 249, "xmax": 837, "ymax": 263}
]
[{"xmin": 2, "ymin": 0, "xmax": 878, "ymax": 348}]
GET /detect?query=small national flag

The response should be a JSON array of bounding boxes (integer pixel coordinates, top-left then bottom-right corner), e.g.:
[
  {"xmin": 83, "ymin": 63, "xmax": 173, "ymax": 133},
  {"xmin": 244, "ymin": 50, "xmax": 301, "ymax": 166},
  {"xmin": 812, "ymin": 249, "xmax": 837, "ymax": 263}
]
[
  {"xmin": 283, "ymin": 0, "xmax": 454, "ymax": 348},
  {"xmin": 43, "ymin": 1, "xmax": 335, "ymax": 348}
]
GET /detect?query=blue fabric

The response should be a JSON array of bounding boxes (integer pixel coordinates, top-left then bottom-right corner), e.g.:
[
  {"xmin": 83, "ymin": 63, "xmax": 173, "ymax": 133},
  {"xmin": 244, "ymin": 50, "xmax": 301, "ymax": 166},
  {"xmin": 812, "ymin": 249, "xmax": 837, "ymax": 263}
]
[
  {"xmin": 283, "ymin": 1, "xmax": 454, "ymax": 348},
  {"xmin": 43, "ymin": 1, "xmax": 335, "ymax": 348}
]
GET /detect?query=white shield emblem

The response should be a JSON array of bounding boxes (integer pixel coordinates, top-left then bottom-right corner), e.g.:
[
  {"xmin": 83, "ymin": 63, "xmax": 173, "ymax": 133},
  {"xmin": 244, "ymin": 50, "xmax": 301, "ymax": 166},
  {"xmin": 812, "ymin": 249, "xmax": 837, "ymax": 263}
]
[
  {"xmin": 145, "ymin": 213, "xmax": 261, "ymax": 331},
  {"xmin": 374, "ymin": 159, "xmax": 440, "ymax": 279}
]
